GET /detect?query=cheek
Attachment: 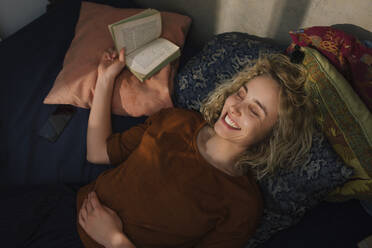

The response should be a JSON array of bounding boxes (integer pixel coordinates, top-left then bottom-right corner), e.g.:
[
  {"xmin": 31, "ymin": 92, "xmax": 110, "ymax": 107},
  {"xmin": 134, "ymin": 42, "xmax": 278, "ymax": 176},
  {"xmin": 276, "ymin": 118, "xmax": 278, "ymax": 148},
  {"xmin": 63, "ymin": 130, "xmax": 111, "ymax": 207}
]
[
  {"xmin": 223, "ymin": 95, "xmax": 236, "ymax": 108},
  {"xmin": 240, "ymin": 119, "xmax": 270, "ymax": 144}
]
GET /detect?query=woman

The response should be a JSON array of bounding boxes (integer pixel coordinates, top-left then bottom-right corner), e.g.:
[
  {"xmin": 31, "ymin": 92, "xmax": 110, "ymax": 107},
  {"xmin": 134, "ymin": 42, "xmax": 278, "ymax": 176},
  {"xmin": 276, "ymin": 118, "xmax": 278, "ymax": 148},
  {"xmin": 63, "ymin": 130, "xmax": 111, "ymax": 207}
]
[
  {"xmin": 1, "ymin": 48, "xmax": 313, "ymax": 248},
  {"xmin": 76, "ymin": 47, "xmax": 313, "ymax": 248}
]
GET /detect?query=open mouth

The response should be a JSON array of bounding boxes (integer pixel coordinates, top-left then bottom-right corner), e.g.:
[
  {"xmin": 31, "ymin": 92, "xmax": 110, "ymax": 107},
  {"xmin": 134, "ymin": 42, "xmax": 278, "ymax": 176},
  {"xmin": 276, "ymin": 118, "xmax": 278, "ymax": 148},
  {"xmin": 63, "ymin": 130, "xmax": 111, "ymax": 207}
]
[{"xmin": 223, "ymin": 113, "xmax": 241, "ymax": 130}]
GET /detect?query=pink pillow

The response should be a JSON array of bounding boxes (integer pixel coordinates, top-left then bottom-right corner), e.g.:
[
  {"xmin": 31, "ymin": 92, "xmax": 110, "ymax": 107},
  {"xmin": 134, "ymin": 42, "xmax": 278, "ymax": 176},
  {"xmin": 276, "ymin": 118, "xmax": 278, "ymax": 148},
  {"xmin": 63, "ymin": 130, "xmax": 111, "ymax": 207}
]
[{"xmin": 43, "ymin": 1, "xmax": 191, "ymax": 116}]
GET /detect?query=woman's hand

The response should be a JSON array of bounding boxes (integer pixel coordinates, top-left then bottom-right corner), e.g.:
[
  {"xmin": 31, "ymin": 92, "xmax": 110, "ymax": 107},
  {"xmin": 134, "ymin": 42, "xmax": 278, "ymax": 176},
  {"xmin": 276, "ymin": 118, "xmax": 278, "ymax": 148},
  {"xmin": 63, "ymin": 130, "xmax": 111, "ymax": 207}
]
[
  {"xmin": 79, "ymin": 191, "xmax": 135, "ymax": 248},
  {"xmin": 97, "ymin": 47, "xmax": 126, "ymax": 82}
]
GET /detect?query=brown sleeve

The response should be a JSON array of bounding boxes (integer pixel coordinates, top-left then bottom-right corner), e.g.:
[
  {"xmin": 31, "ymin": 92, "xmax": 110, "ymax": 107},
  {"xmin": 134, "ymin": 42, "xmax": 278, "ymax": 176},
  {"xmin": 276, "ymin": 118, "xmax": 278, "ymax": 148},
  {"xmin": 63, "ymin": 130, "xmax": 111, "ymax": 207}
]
[
  {"xmin": 106, "ymin": 124, "xmax": 147, "ymax": 165},
  {"xmin": 106, "ymin": 108, "xmax": 171, "ymax": 165}
]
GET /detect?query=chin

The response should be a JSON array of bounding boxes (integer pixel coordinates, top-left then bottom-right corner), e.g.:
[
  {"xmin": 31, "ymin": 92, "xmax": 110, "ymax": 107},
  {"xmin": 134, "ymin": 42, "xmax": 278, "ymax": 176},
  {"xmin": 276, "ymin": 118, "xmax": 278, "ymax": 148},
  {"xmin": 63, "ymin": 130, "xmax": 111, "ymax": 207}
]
[{"xmin": 213, "ymin": 118, "xmax": 225, "ymax": 136}]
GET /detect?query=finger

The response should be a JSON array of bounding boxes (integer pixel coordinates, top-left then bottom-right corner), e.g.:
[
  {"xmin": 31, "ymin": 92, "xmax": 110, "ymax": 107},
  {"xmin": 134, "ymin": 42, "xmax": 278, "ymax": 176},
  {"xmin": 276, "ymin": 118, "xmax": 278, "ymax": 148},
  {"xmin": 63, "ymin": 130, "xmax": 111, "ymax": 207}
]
[
  {"xmin": 78, "ymin": 210, "xmax": 85, "ymax": 227},
  {"xmin": 86, "ymin": 193, "xmax": 94, "ymax": 213},
  {"xmin": 111, "ymin": 50, "xmax": 118, "ymax": 59},
  {"xmin": 119, "ymin": 48, "xmax": 125, "ymax": 63},
  {"xmin": 107, "ymin": 47, "xmax": 117, "ymax": 58},
  {"xmin": 90, "ymin": 191, "xmax": 102, "ymax": 209},
  {"xmin": 82, "ymin": 197, "xmax": 87, "ymax": 209},
  {"xmin": 81, "ymin": 199, "xmax": 88, "ymax": 220},
  {"xmin": 103, "ymin": 205, "xmax": 115, "ymax": 215}
]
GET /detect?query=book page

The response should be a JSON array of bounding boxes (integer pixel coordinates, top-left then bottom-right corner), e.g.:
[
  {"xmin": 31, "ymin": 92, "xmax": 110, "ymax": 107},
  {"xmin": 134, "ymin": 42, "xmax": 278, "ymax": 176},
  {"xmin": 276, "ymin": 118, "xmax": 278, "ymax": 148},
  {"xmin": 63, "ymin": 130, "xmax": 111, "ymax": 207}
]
[
  {"xmin": 126, "ymin": 38, "xmax": 179, "ymax": 75},
  {"xmin": 111, "ymin": 12, "xmax": 161, "ymax": 54}
]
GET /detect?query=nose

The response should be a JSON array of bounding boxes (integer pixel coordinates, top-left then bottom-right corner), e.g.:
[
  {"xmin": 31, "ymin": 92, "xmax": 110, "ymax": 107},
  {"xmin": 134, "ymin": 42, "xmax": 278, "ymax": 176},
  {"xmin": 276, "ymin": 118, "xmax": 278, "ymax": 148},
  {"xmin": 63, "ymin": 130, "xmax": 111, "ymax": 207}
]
[{"xmin": 230, "ymin": 103, "xmax": 241, "ymax": 116}]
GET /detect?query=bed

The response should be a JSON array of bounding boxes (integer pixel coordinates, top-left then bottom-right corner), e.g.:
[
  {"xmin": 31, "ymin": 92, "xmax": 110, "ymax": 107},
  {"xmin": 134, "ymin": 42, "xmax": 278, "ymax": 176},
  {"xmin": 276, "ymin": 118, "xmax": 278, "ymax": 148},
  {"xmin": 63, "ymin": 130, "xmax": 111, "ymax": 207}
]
[{"xmin": 1, "ymin": 0, "xmax": 371, "ymax": 247}]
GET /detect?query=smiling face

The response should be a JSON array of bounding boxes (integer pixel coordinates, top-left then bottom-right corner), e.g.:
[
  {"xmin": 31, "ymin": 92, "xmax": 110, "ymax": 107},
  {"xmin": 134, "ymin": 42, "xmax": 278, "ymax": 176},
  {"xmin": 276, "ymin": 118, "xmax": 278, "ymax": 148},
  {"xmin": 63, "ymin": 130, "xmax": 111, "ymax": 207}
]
[{"xmin": 214, "ymin": 75, "xmax": 280, "ymax": 149}]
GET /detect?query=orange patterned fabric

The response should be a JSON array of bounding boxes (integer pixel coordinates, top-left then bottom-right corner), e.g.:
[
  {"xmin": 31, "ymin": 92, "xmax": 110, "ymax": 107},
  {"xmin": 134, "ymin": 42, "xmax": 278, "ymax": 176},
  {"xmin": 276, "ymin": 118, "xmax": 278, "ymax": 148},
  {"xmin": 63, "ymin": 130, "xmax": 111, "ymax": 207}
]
[{"xmin": 287, "ymin": 26, "xmax": 372, "ymax": 111}]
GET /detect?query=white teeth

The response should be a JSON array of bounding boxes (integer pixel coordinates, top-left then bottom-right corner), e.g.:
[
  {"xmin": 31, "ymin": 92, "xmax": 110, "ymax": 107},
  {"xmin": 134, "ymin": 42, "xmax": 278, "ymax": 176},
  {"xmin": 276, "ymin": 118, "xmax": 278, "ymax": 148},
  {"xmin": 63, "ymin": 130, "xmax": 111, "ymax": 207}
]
[{"xmin": 225, "ymin": 114, "xmax": 240, "ymax": 129}]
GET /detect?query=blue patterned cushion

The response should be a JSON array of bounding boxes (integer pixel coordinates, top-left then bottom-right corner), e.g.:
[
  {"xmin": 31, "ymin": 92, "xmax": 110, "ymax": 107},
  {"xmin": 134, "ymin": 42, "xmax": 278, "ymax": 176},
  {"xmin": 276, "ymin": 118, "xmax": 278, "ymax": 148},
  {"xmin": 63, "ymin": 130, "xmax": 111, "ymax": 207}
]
[
  {"xmin": 173, "ymin": 32, "xmax": 285, "ymax": 110},
  {"xmin": 173, "ymin": 32, "xmax": 353, "ymax": 247},
  {"xmin": 246, "ymin": 129, "xmax": 353, "ymax": 247}
]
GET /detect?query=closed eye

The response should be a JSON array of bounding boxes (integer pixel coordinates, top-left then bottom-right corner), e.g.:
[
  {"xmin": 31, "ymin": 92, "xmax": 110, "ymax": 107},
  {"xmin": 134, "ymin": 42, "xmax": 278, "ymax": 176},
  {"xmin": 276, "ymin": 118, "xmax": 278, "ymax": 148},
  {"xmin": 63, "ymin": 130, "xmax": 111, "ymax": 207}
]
[
  {"xmin": 250, "ymin": 105, "xmax": 260, "ymax": 117},
  {"xmin": 237, "ymin": 85, "xmax": 266, "ymax": 118},
  {"xmin": 253, "ymin": 99, "xmax": 267, "ymax": 117}
]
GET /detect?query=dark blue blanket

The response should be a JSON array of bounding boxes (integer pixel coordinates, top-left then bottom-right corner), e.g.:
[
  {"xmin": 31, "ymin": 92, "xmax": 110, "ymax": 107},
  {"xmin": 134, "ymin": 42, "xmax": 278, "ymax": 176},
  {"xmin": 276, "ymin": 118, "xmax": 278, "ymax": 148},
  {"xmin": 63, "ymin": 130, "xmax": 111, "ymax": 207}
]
[{"xmin": 0, "ymin": 0, "xmax": 145, "ymax": 185}]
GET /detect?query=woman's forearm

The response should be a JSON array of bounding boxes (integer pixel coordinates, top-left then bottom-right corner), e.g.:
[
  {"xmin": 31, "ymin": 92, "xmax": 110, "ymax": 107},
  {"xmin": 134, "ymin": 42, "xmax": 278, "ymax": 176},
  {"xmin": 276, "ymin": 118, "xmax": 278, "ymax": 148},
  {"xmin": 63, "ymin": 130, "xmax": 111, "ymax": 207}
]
[
  {"xmin": 108, "ymin": 232, "xmax": 136, "ymax": 248},
  {"xmin": 86, "ymin": 77, "xmax": 115, "ymax": 164}
]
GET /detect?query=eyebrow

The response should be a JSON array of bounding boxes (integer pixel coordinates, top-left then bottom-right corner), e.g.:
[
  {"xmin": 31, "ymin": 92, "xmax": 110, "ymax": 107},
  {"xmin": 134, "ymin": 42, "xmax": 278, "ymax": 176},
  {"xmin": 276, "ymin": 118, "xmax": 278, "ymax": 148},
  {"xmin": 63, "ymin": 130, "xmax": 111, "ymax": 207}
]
[{"xmin": 242, "ymin": 85, "xmax": 268, "ymax": 117}]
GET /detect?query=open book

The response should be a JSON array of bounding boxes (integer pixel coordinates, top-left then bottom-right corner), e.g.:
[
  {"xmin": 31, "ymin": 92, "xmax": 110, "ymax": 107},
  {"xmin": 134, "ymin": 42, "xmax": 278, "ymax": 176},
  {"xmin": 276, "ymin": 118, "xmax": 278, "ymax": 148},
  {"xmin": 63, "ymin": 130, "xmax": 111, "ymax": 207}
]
[{"xmin": 108, "ymin": 9, "xmax": 180, "ymax": 82}]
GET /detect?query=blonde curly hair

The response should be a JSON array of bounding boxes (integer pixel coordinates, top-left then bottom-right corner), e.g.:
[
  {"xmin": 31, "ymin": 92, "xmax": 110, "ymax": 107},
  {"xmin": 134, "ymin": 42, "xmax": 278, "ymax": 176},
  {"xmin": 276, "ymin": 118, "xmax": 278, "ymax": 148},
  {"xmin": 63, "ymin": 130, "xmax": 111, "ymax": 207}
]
[{"xmin": 200, "ymin": 54, "xmax": 314, "ymax": 179}]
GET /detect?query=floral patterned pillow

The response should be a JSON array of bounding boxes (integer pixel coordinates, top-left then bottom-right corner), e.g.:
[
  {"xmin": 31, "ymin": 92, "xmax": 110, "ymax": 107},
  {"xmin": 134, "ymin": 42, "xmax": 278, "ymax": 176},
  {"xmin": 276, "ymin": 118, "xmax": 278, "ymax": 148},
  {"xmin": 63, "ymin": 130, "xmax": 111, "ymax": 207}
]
[
  {"xmin": 173, "ymin": 32, "xmax": 284, "ymax": 110},
  {"xmin": 246, "ymin": 129, "xmax": 352, "ymax": 247},
  {"xmin": 173, "ymin": 32, "xmax": 353, "ymax": 247}
]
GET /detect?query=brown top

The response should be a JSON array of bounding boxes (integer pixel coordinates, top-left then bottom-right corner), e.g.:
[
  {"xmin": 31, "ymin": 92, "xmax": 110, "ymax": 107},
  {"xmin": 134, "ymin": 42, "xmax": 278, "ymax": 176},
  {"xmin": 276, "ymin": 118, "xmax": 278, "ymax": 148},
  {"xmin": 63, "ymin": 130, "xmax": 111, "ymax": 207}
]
[{"xmin": 77, "ymin": 108, "xmax": 262, "ymax": 248}]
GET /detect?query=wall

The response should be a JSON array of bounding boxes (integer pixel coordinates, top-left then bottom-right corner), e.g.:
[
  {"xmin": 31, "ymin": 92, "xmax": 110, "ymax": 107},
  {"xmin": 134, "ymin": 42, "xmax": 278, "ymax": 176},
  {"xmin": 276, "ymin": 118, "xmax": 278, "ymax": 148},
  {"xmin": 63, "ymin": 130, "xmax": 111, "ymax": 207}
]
[
  {"xmin": 133, "ymin": 0, "xmax": 372, "ymax": 48},
  {"xmin": 1, "ymin": 0, "xmax": 371, "ymax": 47},
  {"xmin": 0, "ymin": 0, "xmax": 48, "ymax": 38}
]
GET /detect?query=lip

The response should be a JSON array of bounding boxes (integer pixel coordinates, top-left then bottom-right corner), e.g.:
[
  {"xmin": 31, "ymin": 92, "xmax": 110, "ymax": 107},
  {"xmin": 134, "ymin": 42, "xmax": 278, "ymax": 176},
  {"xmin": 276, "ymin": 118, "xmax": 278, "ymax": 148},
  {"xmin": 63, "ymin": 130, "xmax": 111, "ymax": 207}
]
[{"xmin": 221, "ymin": 112, "xmax": 241, "ymax": 130}]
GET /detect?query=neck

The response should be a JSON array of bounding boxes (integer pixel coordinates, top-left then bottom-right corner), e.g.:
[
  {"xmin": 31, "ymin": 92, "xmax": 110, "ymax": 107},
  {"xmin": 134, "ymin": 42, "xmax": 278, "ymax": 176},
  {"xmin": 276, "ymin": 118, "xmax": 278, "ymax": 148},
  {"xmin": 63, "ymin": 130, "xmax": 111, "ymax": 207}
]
[{"xmin": 197, "ymin": 125, "xmax": 246, "ymax": 176}]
